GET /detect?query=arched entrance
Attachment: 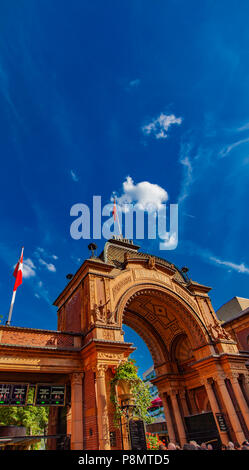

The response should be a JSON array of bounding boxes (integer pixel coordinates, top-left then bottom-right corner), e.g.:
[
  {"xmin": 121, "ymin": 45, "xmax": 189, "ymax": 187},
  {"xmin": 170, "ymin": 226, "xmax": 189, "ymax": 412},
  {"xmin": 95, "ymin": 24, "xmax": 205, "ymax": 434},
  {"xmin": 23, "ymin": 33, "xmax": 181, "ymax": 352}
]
[
  {"xmin": 0, "ymin": 237, "xmax": 248, "ymax": 449},
  {"xmin": 90, "ymin": 238, "xmax": 249, "ymax": 448},
  {"xmin": 116, "ymin": 285, "xmax": 218, "ymax": 446}
]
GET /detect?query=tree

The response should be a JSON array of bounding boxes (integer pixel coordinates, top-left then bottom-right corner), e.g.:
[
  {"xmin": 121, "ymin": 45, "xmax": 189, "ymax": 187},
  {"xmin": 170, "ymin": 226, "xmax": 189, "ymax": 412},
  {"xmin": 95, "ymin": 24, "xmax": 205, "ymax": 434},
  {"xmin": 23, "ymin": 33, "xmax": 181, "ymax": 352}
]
[
  {"xmin": 110, "ymin": 358, "xmax": 154, "ymax": 427},
  {"xmin": 0, "ymin": 388, "xmax": 49, "ymax": 436}
]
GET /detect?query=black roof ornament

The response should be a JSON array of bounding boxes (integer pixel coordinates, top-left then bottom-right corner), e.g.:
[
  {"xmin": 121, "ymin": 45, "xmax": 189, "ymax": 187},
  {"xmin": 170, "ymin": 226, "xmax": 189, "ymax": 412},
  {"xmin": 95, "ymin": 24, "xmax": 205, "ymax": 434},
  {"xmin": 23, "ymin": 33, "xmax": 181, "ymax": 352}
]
[
  {"xmin": 181, "ymin": 266, "xmax": 190, "ymax": 282},
  {"xmin": 88, "ymin": 242, "xmax": 97, "ymax": 258}
]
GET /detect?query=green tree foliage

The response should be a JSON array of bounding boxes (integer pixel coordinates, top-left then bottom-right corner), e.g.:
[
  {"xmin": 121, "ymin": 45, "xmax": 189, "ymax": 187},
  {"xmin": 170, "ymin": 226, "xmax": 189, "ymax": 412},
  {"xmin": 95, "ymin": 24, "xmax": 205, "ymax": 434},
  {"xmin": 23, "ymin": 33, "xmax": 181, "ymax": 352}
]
[
  {"xmin": 110, "ymin": 358, "xmax": 154, "ymax": 427},
  {"xmin": 0, "ymin": 388, "xmax": 49, "ymax": 436}
]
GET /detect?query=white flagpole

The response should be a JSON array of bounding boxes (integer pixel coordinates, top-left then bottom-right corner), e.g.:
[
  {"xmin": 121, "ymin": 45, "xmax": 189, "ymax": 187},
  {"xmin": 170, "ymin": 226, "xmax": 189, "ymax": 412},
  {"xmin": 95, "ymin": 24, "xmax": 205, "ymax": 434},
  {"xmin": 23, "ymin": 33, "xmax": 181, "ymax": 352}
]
[
  {"xmin": 113, "ymin": 199, "xmax": 122, "ymax": 237},
  {"xmin": 6, "ymin": 247, "xmax": 24, "ymax": 326},
  {"xmin": 6, "ymin": 290, "xmax": 16, "ymax": 326},
  {"xmin": 116, "ymin": 208, "xmax": 122, "ymax": 237}
]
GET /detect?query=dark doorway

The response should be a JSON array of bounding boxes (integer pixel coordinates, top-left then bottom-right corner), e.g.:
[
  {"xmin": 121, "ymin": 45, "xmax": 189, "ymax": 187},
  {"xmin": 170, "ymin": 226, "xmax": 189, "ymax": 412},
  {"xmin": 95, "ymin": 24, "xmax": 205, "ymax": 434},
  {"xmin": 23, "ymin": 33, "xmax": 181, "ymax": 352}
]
[{"xmin": 185, "ymin": 412, "xmax": 221, "ymax": 449}]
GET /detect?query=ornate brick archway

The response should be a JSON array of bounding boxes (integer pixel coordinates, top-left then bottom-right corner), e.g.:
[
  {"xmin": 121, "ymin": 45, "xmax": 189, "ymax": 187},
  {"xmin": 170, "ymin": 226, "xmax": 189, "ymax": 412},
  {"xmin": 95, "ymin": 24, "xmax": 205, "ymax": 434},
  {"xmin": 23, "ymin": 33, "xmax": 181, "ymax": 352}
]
[
  {"xmin": 113, "ymin": 282, "xmax": 249, "ymax": 446},
  {"xmin": 0, "ymin": 237, "xmax": 248, "ymax": 449},
  {"xmin": 116, "ymin": 284, "xmax": 212, "ymax": 368}
]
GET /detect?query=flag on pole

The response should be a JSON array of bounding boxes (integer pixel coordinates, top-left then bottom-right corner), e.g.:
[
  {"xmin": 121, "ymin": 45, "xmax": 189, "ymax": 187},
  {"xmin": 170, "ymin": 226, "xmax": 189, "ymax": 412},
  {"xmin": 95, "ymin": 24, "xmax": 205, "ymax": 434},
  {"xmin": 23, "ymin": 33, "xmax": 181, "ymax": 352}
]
[
  {"xmin": 6, "ymin": 247, "xmax": 24, "ymax": 326},
  {"xmin": 112, "ymin": 198, "xmax": 117, "ymax": 221},
  {"xmin": 13, "ymin": 247, "xmax": 24, "ymax": 292},
  {"xmin": 112, "ymin": 198, "xmax": 122, "ymax": 236}
]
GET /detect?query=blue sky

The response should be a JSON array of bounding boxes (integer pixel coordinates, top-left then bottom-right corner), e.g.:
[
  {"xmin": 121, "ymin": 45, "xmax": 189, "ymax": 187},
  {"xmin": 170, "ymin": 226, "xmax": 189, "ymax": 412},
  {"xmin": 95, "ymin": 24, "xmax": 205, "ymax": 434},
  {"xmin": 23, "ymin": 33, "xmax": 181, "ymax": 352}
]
[{"xmin": 1, "ymin": 1, "xmax": 249, "ymax": 375}]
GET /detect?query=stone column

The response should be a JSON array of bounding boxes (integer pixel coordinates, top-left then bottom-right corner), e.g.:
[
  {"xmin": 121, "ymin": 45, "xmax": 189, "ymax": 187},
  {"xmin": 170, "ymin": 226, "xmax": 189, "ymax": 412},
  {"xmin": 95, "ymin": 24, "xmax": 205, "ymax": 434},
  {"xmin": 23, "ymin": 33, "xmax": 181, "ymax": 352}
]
[
  {"xmin": 70, "ymin": 372, "xmax": 84, "ymax": 450},
  {"xmin": 95, "ymin": 364, "xmax": 111, "ymax": 450},
  {"xmin": 216, "ymin": 375, "xmax": 246, "ymax": 444},
  {"xmin": 47, "ymin": 407, "xmax": 58, "ymax": 450},
  {"xmin": 229, "ymin": 373, "xmax": 249, "ymax": 431},
  {"xmin": 239, "ymin": 374, "xmax": 249, "ymax": 408},
  {"xmin": 159, "ymin": 392, "xmax": 176, "ymax": 443},
  {"xmin": 188, "ymin": 389, "xmax": 198, "ymax": 414},
  {"xmin": 179, "ymin": 390, "xmax": 190, "ymax": 417},
  {"xmin": 169, "ymin": 390, "xmax": 187, "ymax": 446},
  {"xmin": 202, "ymin": 378, "xmax": 230, "ymax": 445},
  {"xmin": 66, "ymin": 406, "xmax": 72, "ymax": 436}
]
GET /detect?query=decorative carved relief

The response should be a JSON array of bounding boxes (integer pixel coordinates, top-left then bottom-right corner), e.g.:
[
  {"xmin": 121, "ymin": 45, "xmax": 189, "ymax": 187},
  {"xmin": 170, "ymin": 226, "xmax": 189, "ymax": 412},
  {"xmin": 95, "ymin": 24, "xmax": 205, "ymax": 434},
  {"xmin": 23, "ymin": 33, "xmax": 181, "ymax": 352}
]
[
  {"xmin": 120, "ymin": 286, "xmax": 208, "ymax": 350},
  {"xmin": 147, "ymin": 256, "xmax": 156, "ymax": 270},
  {"xmin": 89, "ymin": 276, "xmax": 96, "ymax": 310},
  {"xmin": 94, "ymin": 302, "xmax": 106, "ymax": 323},
  {"xmin": 112, "ymin": 275, "xmax": 132, "ymax": 300},
  {"xmin": 107, "ymin": 310, "xmax": 117, "ymax": 325},
  {"xmin": 97, "ymin": 353, "xmax": 123, "ymax": 360},
  {"xmin": 71, "ymin": 372, "xmax": 83, "ymax": 385},
  {"xmin": 134, "ymin": 269, "xmax": 170, "ymax": 286},
  {"xmin": 95, "ymin": 364, "xmax": 109, "ymax": 378},
  {"xmin": 0, "ymin": 355, "xmax": 40, "ymax": 364},
  {"xmin": 94, "ymin": 299, "xmax": 111, "ymax": 324},
  {"xmin": 174, "ymin": 285, "xmax": 197, "ymax": 310},
  {"xmin": 207, "ymin": 318, "xmax": 232, "ymax": 341},
  {"xmin": 102, "ymin": 330, "xmax": 115, "ymax": 341}
]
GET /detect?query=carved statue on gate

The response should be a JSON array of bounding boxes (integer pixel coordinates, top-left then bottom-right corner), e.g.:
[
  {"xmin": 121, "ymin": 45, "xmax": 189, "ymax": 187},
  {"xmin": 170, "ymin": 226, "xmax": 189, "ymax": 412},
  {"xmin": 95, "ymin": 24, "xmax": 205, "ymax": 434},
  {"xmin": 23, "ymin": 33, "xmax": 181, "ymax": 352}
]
[
  {"xmin": 208, "ymin": 319, "xmax": 232, "ymax": 341},
  {"xmin": 107, "ymin": 309, "xmax": 116, "ymax": 325},
  {"xmin": 147, "ymin": 256, "xmax": 156, "ymax": 270},
  {"xmin": 94, "ymin": 299, "xmax": 111, "ymax": 324}
]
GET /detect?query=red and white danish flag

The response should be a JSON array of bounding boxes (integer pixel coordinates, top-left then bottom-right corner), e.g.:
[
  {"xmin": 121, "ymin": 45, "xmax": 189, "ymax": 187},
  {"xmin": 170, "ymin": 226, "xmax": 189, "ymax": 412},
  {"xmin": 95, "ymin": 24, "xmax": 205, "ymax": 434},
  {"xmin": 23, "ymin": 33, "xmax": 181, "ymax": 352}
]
[{"xmin": 13, "ymin": 247, "xmax": 24, "ymax": 292}]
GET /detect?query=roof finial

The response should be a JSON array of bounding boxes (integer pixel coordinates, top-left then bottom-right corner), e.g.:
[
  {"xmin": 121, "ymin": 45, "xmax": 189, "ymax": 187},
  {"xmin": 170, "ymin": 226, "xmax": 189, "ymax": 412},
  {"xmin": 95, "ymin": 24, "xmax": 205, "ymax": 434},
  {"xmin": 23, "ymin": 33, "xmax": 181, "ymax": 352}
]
[{"xmin": 88, "ymin": 242, "xmax": 97, "ymax": 258}]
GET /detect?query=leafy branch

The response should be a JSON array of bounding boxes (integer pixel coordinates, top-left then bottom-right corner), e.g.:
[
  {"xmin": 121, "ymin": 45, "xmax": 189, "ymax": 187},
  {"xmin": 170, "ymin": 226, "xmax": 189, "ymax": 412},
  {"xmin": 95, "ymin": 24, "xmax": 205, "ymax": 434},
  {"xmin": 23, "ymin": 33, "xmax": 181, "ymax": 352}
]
[{"xmin": 110, "ymin": 358, "xmax": 154, "ymax": 427}]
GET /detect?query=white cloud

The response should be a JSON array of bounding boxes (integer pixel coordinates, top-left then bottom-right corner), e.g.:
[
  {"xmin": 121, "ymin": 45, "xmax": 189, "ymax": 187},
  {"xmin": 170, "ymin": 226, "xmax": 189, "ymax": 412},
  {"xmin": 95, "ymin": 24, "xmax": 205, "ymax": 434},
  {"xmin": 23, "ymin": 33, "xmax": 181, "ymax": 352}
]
[
  {"xmin": 116, "ymin": 176, "xmax": 168, "ymax": 211},
  {"xmin": 142, "ymin": 113, "xmax": 182, "ymax": 140},
  {"xmin": 38, "ymin": 258, "xmax": 56, "ymax": 272},
  {"xmin": 159, "ymin": 232, "xmax": 178, "ymax": 250},
  {"xmin": 70, "ymin": 169, "xmax": 79, "ymax": 182},
  {"xmin": 209, "ymin": 256, "xmax": 249, "ymax": 275},
  {"xmin": 22, "ymin": 258, "xmax": 36, "ymax": 279}
]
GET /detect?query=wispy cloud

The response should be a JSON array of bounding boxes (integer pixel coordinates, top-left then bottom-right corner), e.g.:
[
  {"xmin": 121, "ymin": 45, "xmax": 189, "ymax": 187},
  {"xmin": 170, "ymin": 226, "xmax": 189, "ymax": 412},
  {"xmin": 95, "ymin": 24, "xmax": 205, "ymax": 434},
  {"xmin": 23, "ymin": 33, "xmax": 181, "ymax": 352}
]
[
  {"xmin": 35, "ymin": 247, "xmax": 58, "ymax": 262},
  {"xmin": 128, "ymin": 78, "xmax": 140, "ymax": 88},
  {"xmin": 22, "ymin": 258, "xmax": 36, "ymax": 279},
  {"xmin": 38, "ymin": 258, "xmax": 56, "ymax": 272},
  {"xmin": 183, "ymin": 241, "xmax": 249, "ymax": 276},
  {"xmin": 209, "ymin": 256, "xmax": 249, "ymax": 274},
  {"xmin": 178, "ymin": 145, "xmax": 194, "ymax": 205},
  {"xmin": 34, "ymin": 280, "xmax": 51, "ymax": 304},
  {"xmin": 219, "ymin": 136, "xmax": 249, "ymax": 158},
  {"xmin": 34, "ymin": 247, "xmax": 57, "ymax": 273},
  {"xmin": 237, "ymin": 121, "xmax": 249, "ymax": 132},
  {"xmin": 70, "ymin": 169, "xmax": 79, "ymax": 182},
  {"xmin": 142, "ymin": 113, "xmax": 182, "ymax": 140}
]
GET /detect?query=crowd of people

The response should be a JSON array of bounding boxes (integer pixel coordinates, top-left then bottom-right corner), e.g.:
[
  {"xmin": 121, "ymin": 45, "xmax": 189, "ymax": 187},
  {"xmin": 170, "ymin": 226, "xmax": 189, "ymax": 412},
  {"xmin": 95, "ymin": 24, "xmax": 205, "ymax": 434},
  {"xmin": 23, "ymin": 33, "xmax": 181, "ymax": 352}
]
[{"xmin": 158, "ymin": 439, "xmax": 249, "ymax": 450}]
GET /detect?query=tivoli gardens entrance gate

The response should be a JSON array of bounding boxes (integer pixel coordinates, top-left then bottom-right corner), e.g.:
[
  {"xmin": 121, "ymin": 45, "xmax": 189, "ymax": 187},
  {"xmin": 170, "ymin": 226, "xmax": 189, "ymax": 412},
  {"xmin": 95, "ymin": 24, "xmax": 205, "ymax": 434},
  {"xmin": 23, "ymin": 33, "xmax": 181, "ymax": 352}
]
[{"xmin": 0, "ymin": 238, "xmax": 248, "ymax": 449}]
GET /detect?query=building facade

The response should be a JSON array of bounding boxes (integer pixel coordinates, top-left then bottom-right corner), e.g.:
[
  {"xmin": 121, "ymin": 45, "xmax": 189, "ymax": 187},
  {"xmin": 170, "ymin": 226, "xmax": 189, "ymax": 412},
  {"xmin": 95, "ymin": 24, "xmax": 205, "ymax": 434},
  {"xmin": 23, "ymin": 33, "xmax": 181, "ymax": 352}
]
[
  {"xmin": 0, "ymin": 237, "xmax": 248, "ymax": 449},
  {"xmin": 143, "ymin": 365, "xmax": 168, "ymax": 443}
]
